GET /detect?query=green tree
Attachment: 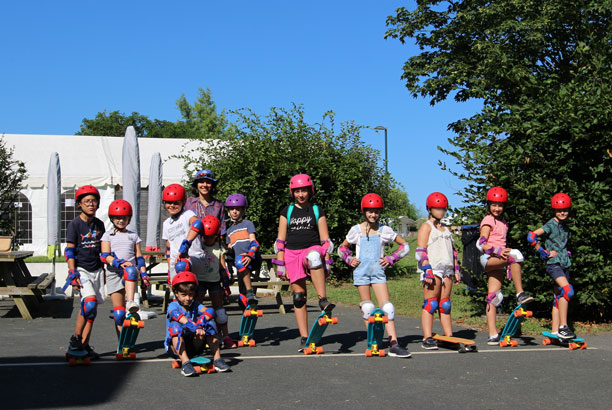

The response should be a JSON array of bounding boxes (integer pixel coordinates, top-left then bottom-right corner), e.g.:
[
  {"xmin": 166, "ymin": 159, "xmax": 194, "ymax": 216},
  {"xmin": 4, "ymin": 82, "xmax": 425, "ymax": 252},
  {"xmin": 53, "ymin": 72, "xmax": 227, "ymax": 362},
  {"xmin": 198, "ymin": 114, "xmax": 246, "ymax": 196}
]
[
  {"xmin": 76, "ymin": 110, "xmax": 183, "ymax": 138},
  {"xmin": 179, "ymin": 104, "xmax": 408, "ymax": 280},
  {"xmin": 387, "ymin": 1, "xmax": 612, "ymax": 319},
  {"xmin": 385, "ymin": 187, "xmax": 419, "ymax": 220},
  {"xmin": 175, "ymin": 88, "xmax": 235, "ymax": 140},
  {"xmin": 0, "ymin": 135, "xmax": 28, "ymax": 239}
]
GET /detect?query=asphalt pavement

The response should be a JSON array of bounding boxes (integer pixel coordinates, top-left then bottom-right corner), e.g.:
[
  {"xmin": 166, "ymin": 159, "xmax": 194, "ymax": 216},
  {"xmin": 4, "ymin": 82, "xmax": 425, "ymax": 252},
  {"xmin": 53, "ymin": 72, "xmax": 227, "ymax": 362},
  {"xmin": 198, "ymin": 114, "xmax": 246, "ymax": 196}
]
[{"xmin": 1, "ymin": 294, "xmax": 611, "ymax": 410}]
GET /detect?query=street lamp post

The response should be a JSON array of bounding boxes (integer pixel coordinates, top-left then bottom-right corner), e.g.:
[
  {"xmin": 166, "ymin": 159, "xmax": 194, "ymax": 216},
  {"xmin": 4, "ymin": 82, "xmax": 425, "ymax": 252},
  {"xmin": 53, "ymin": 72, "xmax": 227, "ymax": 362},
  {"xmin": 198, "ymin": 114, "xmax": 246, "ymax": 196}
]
[{"xmin": 374, "ymin": 126, "xmax": 388, "ymax": 174}]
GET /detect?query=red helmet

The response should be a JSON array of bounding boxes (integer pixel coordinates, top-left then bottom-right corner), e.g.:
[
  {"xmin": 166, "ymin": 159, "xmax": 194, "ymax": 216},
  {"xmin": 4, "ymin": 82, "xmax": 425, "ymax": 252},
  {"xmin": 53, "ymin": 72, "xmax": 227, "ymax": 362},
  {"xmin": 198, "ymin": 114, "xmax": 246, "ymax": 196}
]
[
  {"xmin": 551, "ymin": 193, "xmax": 572, "ymax": 209},
  {"xmin": 163, "ymin": 184, "xmax": 186, "ymax": 202},
  {"xmin": 486, "ymin": 187, "xmax": 508, "ymax": 203},
  {"xmin": 289, "ymin": 174, "xmax": 314, "ymax": 195},
  {"xmin": 426, "ymin": 192, "xmax": 448, "ymax": 210},
  {"xmin": 361, "ymin": 193, "xmax": 384, "ymax": 212},
  {"xmin": 75, "ymin": 185, "xmax": 100, "ymax": 203},
  {"xmin": 201, "ymin": 215, "xmax": 220, "ymax": 236},
  {"xmin": 171, "ymin": 271, "xmax": 199, "ymax": 288},
  {"xmin": 108, "ymin": 200, "xmax": 132, "ymax": 217}
]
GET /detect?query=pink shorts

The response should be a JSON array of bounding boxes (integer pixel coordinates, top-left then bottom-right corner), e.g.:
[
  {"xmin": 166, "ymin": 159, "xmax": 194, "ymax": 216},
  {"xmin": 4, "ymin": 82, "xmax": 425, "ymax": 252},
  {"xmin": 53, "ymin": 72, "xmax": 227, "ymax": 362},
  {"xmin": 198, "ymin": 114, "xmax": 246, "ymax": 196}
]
[{"xmin": 285, "ymin": 245, "xmax": 325, "ymax": 284}]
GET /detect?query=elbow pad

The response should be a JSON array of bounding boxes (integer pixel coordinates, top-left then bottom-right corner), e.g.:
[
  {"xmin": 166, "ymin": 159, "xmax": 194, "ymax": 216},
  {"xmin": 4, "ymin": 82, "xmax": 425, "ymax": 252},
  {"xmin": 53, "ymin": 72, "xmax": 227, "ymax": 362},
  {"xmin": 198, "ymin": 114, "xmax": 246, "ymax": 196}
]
[
  {"xmin": 100, "ymin": 252, "xmax": 111, "ymax": 264},
  {"xmin": 136, "ymin": 256, "xmax": 146, "ymax": 270},
  {"xmin": 527, "ymin": 232, "xmax": 539, "ymax": 246},
  {"xmin": 64, "ymin": 246, "xmax": 77, "ymax": 262},
  {"xmin": 190, "ymin": 218, "xmax": 204, "ymax": 234},
  {"xmin": 246, "ymin": 240, "xmax": 259, "ymax": 258},
  {"xmin": 321, "ymin": 239, "xmax": 334, "ymax": 255},
  {"xmin": 274, "ymin": 239, "xmax": 286, "ymax": 253},
  {"xmin": 415, "ymin": 247, "xmax": 429, "ymax": 268},
  {"xmin": 476, "ymin": 236, "xmax": 487, "ymax": 252},
  {"xmin": 338, "ymin": 245, "xmax": 354, "ymax": 266}
]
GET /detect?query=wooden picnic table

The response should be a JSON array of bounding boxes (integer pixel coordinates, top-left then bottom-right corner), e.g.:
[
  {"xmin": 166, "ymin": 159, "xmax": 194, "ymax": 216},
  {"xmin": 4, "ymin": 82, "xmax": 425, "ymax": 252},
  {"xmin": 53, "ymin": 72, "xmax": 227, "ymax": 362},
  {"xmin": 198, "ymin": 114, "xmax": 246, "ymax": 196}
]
[
  {"xmin": 140, "ymin": 252, "xmax": 289, "ymax": 314},
  {"xmin": 0, "ymin": 251, "xmax": 55, "ymax": 320}
]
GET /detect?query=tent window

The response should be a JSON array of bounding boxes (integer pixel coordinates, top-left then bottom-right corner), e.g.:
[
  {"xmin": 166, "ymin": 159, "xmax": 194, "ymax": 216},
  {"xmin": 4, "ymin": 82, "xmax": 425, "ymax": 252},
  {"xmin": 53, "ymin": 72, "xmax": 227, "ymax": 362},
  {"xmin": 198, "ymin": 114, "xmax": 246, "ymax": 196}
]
[
  {"xmin": 8, "ymin": 193, "xmax": 32, "ymax": 245},
  {"xmin": 61, "ymin": 189, "xmax": 79, "ymax": 243}
]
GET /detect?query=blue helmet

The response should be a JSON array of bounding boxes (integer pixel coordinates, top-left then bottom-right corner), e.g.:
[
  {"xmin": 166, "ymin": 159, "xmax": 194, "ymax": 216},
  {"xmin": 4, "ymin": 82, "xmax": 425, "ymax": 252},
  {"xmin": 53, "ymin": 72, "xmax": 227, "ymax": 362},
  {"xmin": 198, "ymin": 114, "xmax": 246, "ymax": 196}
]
[{"xmin": 192, "ymin": 169, "xmax": 217, "ymax": 186}]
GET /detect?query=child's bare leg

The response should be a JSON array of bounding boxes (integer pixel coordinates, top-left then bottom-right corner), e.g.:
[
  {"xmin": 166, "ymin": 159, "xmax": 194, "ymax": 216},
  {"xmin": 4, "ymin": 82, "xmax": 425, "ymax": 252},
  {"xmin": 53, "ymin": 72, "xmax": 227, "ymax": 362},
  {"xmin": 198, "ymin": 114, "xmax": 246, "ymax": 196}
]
[
  {"xmin": 240, "ymin": 268, "xmax": 253, "ymax": 290},
  {"xmin": 439, "ymin": 276, "xmax": 454, "ymax": 337},
  {"xmin": 357, "ymin": 285, "xmax": 373, "ymax": 331},
  {"xmin": 421, "ymin": 277, "xmax": 442, "ymax": 339},
  {"xmin": 553, "ymin": 276, "xmax": 570, "ymax": 331},
  {"xmin": 292, "ymin": 280, "xmax": 308, "ymax": 337},
  {"xmin": 310, "ymin": 267, "xmax": 327, "ymax": 300},
  {"xmin": 210, "ymin": 291, "xmax": 229, "ymax": 339},
  {"xmin": 509, "ymin": 262, "xmax": 524, "ymax": 294},
  {"xmin": 486, "ymin": 270, "xmax": 504, "ymax": 336},
  {"xmin": 371, "ymin": 283, "xmax": 398, "ymax": 343},
  {"xmin": 124, "ymin": 280, "xmax": 136, "ymax": 303},
  {"xmin": 207, "ymin": 334, "xmax": 221, "ymax": 361},
  {"xmin": 171, "ymin": 336, "xmax": 190, "ymax": 363}
]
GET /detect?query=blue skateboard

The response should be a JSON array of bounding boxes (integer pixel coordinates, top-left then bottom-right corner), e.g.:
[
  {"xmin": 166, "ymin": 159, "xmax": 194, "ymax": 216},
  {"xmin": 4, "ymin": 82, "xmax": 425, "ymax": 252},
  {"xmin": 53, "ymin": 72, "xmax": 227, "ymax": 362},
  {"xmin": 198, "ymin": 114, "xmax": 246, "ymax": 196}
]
[
  {"xmin": 542, "ymin": 331, "xmax": 587, "ymax": 350},
  {"xmin": 116, "ymin": 312, "xmax": 144, "ymax": 360},
  {"xmin": 238, "ymin": 302, "xmax": 263, "ymax": 347},
  {"xmin": 65, "ymin": 348, "xmax": 90, "ymax": 366},
  {"xmin": 171, "ymin": 355, "xmax": 216, "ymax": 374},
  {"xmin": 499, "ymin": 304, "xmax": 532, "ymax": 347},
  {"xmin": 365, "ymin": 308, "xmax": 387, "ymax": 357},
  {"xmin": 304, "ymin": 306, "xmax": 338, "ymax": 355}
]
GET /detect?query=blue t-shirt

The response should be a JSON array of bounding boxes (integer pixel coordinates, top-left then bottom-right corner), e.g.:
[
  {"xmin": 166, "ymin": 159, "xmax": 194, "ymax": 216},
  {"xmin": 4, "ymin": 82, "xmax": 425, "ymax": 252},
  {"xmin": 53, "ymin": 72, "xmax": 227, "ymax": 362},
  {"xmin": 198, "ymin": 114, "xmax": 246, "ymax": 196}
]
[
  {"xmin": 226, "ymin": 219, "xmax": 256, "ymax": 256},
  {"xmin": 66, "ymin": 216, "xmax": 105, "ymax": 271}
]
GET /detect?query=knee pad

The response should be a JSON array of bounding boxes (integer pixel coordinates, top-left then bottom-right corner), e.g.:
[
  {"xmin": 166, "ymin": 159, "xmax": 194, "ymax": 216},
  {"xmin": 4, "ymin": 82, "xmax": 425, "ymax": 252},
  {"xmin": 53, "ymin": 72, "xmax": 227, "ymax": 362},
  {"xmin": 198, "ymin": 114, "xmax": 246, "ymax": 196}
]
[
  {"xmin": 422, "ymin": 298, "xmax": 438, "ymax": 315},
  {"xmin": 235, "ymin": 255, "xmax": 248, "ymax": 272},
  {"xmin": 359, "ymin": 300, "xmax": 375, "ymax": 320},
  {"xmin": 112, "ymin": 306, "xmax": 126, "ymax": 325},
  {"xmin": 559, "ymin": 284, "xmax": 574, "ymax": 302},
  {"xmin": 174, "ymin": 259, "xmax": 190, "ymax": 273},
  {"xmin": 80, "ymin": 296, "xmax": 98, "ymax": 322},
  {"xmin": 123, "ymin": 266, "xmax": 138, "ymax": 282},
  {"xmin": 440, "ymin": 298, "xmax": 451, "ymax": 314},
  {"xmin": 381, "ymin": 301, "xmax": 395, "ymax": 320},
  {"xmin": 215, "ymin": 308, "xmax": 228, "ymax": 325},
  {"xmin": 306, "ymin": 250, "xmax": 323, "ymax": 270},
  {"xmin": 508, "ymin": 249, "xmax": 524, "ymax": 263},
  {"xmin": 168, "ymin": 322, "xmax": 182, "ymax": 338},
  {"xmin": 487, "ymin": 291, "xmax": 503, "ymax": 307},
  {"xmin": 293, "ymin": 292, "xmax": 307, "ymax": 309}
]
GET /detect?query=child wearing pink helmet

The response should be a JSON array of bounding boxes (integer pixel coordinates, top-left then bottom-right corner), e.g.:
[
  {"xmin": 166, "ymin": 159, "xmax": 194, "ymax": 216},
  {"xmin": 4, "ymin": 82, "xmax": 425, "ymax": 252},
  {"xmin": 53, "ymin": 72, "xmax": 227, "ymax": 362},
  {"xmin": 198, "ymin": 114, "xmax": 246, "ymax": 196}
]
[{"xmin": 273, "ymin": 174, "xmax": 335, "ymax": 351}]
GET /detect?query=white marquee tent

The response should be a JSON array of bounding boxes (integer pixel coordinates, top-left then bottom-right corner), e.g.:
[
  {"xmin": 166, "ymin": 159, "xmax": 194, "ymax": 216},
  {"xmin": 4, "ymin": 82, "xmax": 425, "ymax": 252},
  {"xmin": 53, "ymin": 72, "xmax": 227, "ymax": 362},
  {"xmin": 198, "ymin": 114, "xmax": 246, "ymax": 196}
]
[{"xmin": 3, "ymin": 133, "xmax": 203, "ymax": 256}]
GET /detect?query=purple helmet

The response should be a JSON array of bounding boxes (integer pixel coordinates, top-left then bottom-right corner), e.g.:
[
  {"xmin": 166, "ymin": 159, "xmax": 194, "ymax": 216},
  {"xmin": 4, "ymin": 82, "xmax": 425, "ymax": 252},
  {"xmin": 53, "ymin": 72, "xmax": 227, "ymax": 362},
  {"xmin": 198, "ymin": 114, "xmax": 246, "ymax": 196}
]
[{"xmin": 225, "ymin": 193, "xmax": 248, "ymax": 207}]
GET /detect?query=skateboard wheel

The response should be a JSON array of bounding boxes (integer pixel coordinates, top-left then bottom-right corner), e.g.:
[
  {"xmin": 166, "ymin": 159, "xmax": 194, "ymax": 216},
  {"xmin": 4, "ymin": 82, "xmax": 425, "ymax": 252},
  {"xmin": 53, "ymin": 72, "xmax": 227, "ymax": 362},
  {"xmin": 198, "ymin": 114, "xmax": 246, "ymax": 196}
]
[
  {"xmin": 237, "ymin": 340, "xmax": 245, "ymax": 347},
  {"xmin": 194, "ymin": 366, "xmax": 202, "ymax": 374},
  {"xmin": 244, "ymin": 310, "xmax": 252, "ymax": 318},
  {"xmin": 379, "ymin": 349, "xmax": 385, "ymax": 357},
  {"xmin": 318, "ymin": 317, "xmax": 327, "ymax": 326},
  {"xmin": 249, "ymin": 340, "xmax": 256, "ymax": 347},
  {"xmin": 382, "ymin": 316, "xmax": 389, "ymax": 324},
  {"xmin": 368, "ymin": 316, "xmax": 376, "ymax": 324},
  {"xmin": 580, "ymin": 343, "xmax": 587, "ymax": 350},
  {"xmin": 542, "ymin": 338, "xmax": 551, "ymax": 346},
  {"xmin": 510, "ymin": 340, "xmax": 518, "ymax": 347},
  {"xmin": 138, "ymin": 320, "xmax": 145, "ymax": 328},
  {"xmin": 331, "ymin": 317, "xmax": 339, "ymax": 325},
  {"xmin": 365, "ymin": 349, "xmax": 372, "ymax": 357},
  {"xmin": 68, "ymin": 358, "xmax": 76, "ymax": 367},
  {"xmin": 116, "ymin": 353, "xmax": 123, "ymax": 360},
  {"xmin": 514, "ymin": 310, "xmax": 523, "ymax": 318},
  {"xmin": 316, "ymin": 346, "xmax": 324, "ymax": 354},
  {"xmin": 129, "ymin": 352, "xmax": 136, "ymax": 359},
  {"xmin": 171, "ymin": 360, "xmax": 181, "ymax": 369},
  {"xmin": 84, "ymin": 357, "xmax": 91, "ymax": 365},
  {"xmin": 123, "ymin": 320, "xmax": 131, "ymax": 327},
  {"xmin": 525, "ymin": 311, "xmax": 533, "ymax": 318},
  {"xmin": 207, "ymin": 366, "xmax": 216, "ymax": 374},
  {"xmin": 569, "ymin": 343, "xmax": 577, "ymax": 350},
  {"xmin": 499, "ymin": 340, "xmax": 508, "ymax": 347},
  {"xmin": 256, "ymin": 310, "xmax": 263, "ymax": 317},
  {"xmin": 304, "ymin": 347, "xmax": 313, "ymax": 355}
]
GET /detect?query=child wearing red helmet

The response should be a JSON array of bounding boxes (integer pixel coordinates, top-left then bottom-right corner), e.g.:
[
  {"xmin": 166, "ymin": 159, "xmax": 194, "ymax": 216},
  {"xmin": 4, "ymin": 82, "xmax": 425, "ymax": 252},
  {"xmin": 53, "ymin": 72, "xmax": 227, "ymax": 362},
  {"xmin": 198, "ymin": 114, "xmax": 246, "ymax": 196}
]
[
  {"xmin": 338, "ymin": 193, "xmax": 412, "ymax": 358},
  {"xmin": 478, "ymin": 187, "xmax": 534, "ymax": 345},
  {"xmin": 415, "ymin": 193, "xmax": 462, "ymax": 350},
  {"xmin": 64, "ymin": 185, "xmax": 106, "ymax": 360},
  {"xmin": 165, "ymin": 271, "xmax": 230, "ymax": 376},
  {"xmin": 527, "ymin": 193, "xmax": 575, "ymax": 339},
  {"xmin": 101, "ymin": 199, "xmax": 150, "ymax": 335},
  {"xmin": 273, "ymin": 174, "xmax": 335, "ymax": 351}
]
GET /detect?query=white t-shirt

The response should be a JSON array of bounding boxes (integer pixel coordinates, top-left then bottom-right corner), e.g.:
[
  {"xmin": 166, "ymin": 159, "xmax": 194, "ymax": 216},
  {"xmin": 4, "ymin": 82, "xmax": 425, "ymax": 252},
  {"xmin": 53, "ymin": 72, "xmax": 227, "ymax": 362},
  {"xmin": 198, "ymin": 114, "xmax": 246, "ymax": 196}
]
[
  {"xmin": 345, "ymin": 224, "xmax": 397, "ymax": 259},
  {"xmin": 418, "ymin": 220, "xmax": 454, "ymax": 272},
  {"xmin": 162, "ymin": 210, "xmax": 204, "ymax": 261}
]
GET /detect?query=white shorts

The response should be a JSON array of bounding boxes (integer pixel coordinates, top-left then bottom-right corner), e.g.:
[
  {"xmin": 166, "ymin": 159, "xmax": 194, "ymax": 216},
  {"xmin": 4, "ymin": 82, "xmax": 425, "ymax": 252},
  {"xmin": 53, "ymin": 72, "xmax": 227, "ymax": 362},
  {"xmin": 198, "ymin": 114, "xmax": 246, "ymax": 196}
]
[
  {"xmin": 420, "ymin": 266, "xmax": 454, "ymax": 282},
  {"xmin": 79, "ymin": 267, "xmax": 106, "ymax": 303}
]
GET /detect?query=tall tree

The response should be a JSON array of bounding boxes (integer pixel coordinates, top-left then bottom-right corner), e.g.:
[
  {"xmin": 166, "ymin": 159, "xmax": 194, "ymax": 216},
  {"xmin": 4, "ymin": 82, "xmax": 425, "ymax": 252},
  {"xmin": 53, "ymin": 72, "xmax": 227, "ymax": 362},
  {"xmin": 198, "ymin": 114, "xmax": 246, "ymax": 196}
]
[
  {"xmin": 387, "ymin": 0, "xmax": 612, "ymax": 318},
  {"xmin": 0, "ymin": 135, "xmax": 28, "ymax": 239},
  {"xmin": 175, "ymin": 88, "xmax": 234, "ymax": 139}
]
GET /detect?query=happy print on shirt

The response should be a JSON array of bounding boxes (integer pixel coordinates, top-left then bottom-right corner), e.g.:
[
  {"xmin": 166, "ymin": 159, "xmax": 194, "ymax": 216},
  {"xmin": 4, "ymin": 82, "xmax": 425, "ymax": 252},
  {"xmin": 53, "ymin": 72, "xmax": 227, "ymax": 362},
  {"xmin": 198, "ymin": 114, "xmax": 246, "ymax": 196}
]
[{"xmin": 289, "ymin": 215, "xmax": 314, "ymax": 231}]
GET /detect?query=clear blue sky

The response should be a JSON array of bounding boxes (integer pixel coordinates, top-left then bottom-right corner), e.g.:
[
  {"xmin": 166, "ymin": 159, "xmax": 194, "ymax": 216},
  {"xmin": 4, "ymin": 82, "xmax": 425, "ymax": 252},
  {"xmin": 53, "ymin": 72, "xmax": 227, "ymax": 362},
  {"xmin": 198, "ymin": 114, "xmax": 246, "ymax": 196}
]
[{"xmin": 0, "ymin": 0, "xmax": 480, "ymax": 214}]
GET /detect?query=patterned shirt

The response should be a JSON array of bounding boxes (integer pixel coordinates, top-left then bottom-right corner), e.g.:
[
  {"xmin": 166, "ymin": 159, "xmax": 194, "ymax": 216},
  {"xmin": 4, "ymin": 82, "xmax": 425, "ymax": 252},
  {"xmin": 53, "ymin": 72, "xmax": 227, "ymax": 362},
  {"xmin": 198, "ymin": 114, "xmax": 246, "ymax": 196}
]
[
  {"xmin": 185, "ymin": 197, "xmax": 226, "ymax": 235},
  {"xmin": 542, "ymin": 218, "xmax": 571, "ymax": 268}
]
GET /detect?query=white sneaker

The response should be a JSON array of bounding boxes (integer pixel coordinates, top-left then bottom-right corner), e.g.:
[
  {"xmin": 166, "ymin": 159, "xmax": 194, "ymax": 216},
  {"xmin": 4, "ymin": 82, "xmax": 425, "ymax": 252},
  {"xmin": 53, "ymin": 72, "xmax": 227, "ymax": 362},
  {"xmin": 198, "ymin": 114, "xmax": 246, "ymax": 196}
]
[{"xmin": 126, "ymin": 300, "xmax": 139, "ymax": 314}]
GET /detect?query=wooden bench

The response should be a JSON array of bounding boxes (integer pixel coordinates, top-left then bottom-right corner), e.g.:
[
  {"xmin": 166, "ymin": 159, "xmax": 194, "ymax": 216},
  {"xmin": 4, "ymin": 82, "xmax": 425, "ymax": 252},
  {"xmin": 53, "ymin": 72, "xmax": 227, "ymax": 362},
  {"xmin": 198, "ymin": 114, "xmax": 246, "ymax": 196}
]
[{"xmin": 0, "ymin": 251, "xmax": 56, "ymax": 320}]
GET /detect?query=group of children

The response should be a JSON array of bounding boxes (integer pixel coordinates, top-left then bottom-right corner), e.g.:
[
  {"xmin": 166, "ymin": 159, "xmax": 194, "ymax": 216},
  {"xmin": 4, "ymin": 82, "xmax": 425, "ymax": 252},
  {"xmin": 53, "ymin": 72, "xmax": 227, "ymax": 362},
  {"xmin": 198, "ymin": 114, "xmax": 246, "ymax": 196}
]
[{"xmin": 63, "ymin": 173, "xmax": 576, "ymax": 376}]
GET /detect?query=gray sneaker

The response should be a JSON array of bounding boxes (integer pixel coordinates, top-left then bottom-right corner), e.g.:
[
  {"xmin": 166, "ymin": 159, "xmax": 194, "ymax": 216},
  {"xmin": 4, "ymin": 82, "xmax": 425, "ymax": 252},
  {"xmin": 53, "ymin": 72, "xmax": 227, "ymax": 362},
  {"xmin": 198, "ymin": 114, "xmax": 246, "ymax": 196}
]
[
  {"xmin": 181, "ymin": 361, "xmax": 198, "ymax": 377},
  {"xmin": 516, "ymin": 292, "xmax": 534, "ymax": 305},
  {"xmin": 389, "ymin": 343, "xmax": 412, "ymax": 358},
  {"xmin": 213, "ymin": 358, "xmax": 231, "ymax": 372},
  {"xmin": 487, "ymin": 334, "xmax": 500, "ymax": 346},
  {"xmin": 298, "ymin": 337, "xmax": 308, "ymax": 352},
  {"xmin": 421, "ymin": 337, "xmax": 438, "ymax": 350}
]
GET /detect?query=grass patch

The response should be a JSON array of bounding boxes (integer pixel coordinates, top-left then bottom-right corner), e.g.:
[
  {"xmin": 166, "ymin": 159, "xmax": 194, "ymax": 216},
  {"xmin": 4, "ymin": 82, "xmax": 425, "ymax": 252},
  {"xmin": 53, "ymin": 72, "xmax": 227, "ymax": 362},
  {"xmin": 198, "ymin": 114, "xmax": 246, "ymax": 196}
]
[{"xmin": 24, "ymin": 256, "xmax": 56, "ymax": 263}]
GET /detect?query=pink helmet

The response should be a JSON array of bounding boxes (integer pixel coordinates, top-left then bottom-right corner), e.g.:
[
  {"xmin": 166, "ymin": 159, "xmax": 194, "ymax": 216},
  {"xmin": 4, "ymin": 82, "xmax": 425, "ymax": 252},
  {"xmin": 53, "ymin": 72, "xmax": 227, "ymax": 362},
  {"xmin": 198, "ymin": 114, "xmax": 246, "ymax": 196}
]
[
  {"xmin": 486, "ymin": 187, "xmax": 508, "ymax": 203},
  {"xmin": 289, "ymin": 174, "xmax": 314, "ymax": 195},
  {"xmin": 551, "ymin": 193, "xmax": 571, "ymax": 209},
  {"xmin": 163, "ymin": 184, "xmax": 186, "ymax": 202},
  {"xmin": 108, "ymin": 199, "xmax": 132, "ymax": 217},
  {"xmin": 361, "ymin": 193, "xmax": 384, "ymax": 212},
  {"xmin": 426, "ymin": 192, "xmax": 448, "ymax": 210}
]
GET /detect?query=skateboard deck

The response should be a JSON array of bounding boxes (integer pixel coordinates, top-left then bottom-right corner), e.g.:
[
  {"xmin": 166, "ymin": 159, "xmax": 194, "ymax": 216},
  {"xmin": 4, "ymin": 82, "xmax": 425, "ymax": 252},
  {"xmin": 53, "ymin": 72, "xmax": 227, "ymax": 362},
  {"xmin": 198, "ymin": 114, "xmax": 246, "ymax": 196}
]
[
  {"xmin": 365, "ymin": 308, "xmax": 387, "ymax": 357},
  {"xmin": 499, "ymin": 304, "xmax": 532, "ymax": 347},
  {"xmin": 542, "ymin": 331, "xmax": 587, "ymax": 350},
  {"xmin": 432, "ymin": 333, "xmax": 477, "ymax": 353},
  {"xmin": 116, "ymin": 312, "xmax": 144, "ymax": 360},
  {"xmin": 304, "ymin": 306, "xmax": 338, "ymax": 355},
  {"xmin": 65, "ymin": 348, "xmax": 90, "ymax": 366},
  {"xmin": 171, "ymin": 356, "xmax": 216, "ymax": 374},
  {"xmin": 238, "ymin": 302, "xmax": 263, "ymax": 347}
]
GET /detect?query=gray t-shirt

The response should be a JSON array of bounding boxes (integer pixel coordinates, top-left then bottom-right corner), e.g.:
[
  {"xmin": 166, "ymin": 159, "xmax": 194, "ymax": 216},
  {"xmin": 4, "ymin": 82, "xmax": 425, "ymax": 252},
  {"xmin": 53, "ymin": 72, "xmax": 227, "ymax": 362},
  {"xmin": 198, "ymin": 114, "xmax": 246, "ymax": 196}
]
[{"xmin": 101, "ymin": 229, "xmax": 141, "ymax": 273}]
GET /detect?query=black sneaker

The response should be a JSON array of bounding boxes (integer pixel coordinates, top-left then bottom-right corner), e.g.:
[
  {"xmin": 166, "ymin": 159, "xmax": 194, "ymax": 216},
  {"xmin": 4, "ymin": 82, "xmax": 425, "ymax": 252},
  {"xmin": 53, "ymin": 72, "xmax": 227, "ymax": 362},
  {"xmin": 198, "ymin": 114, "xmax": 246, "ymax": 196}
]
[
  {"xmin": 83, "ymin": 344, "xmax": 100, "ymax": 360},
  {"xmin": 68, "ymin": 335, "xmax": 83, "ymax": 352},
  {"xmin": 516, "ymin": 292, "xmax": 534, "ymax": 305},
  {"xmin": 389, "ymin": 343, "xmax": 412, "ymax": 358},
  {"xmin": 298, "ymin": 337, "xmax": 308, "ymax": 352},
  {"xmin": 318, "ymin": 297, "xmax": 335, "ymax": 313},
  {"xmin": 487, "ymin": 334, "xmax": 500, "ymax": 346},
  {"xmin": 213, "ymin": 358, "xmax": 231, "ymax": 372},
  {"xmin": 245, "ymin": 289, "xmax": 258, "ymax": 306},
  {"xmin": 558, "ymin": 325, "xmax": 576, "ymax": 340},
  {"xmin": 181, "ymin": 361, "xmax": 198, "ymax": 377},
  {"xmin": 421, "ymin": 337, "xmax": 438, "ymax": 350}
]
